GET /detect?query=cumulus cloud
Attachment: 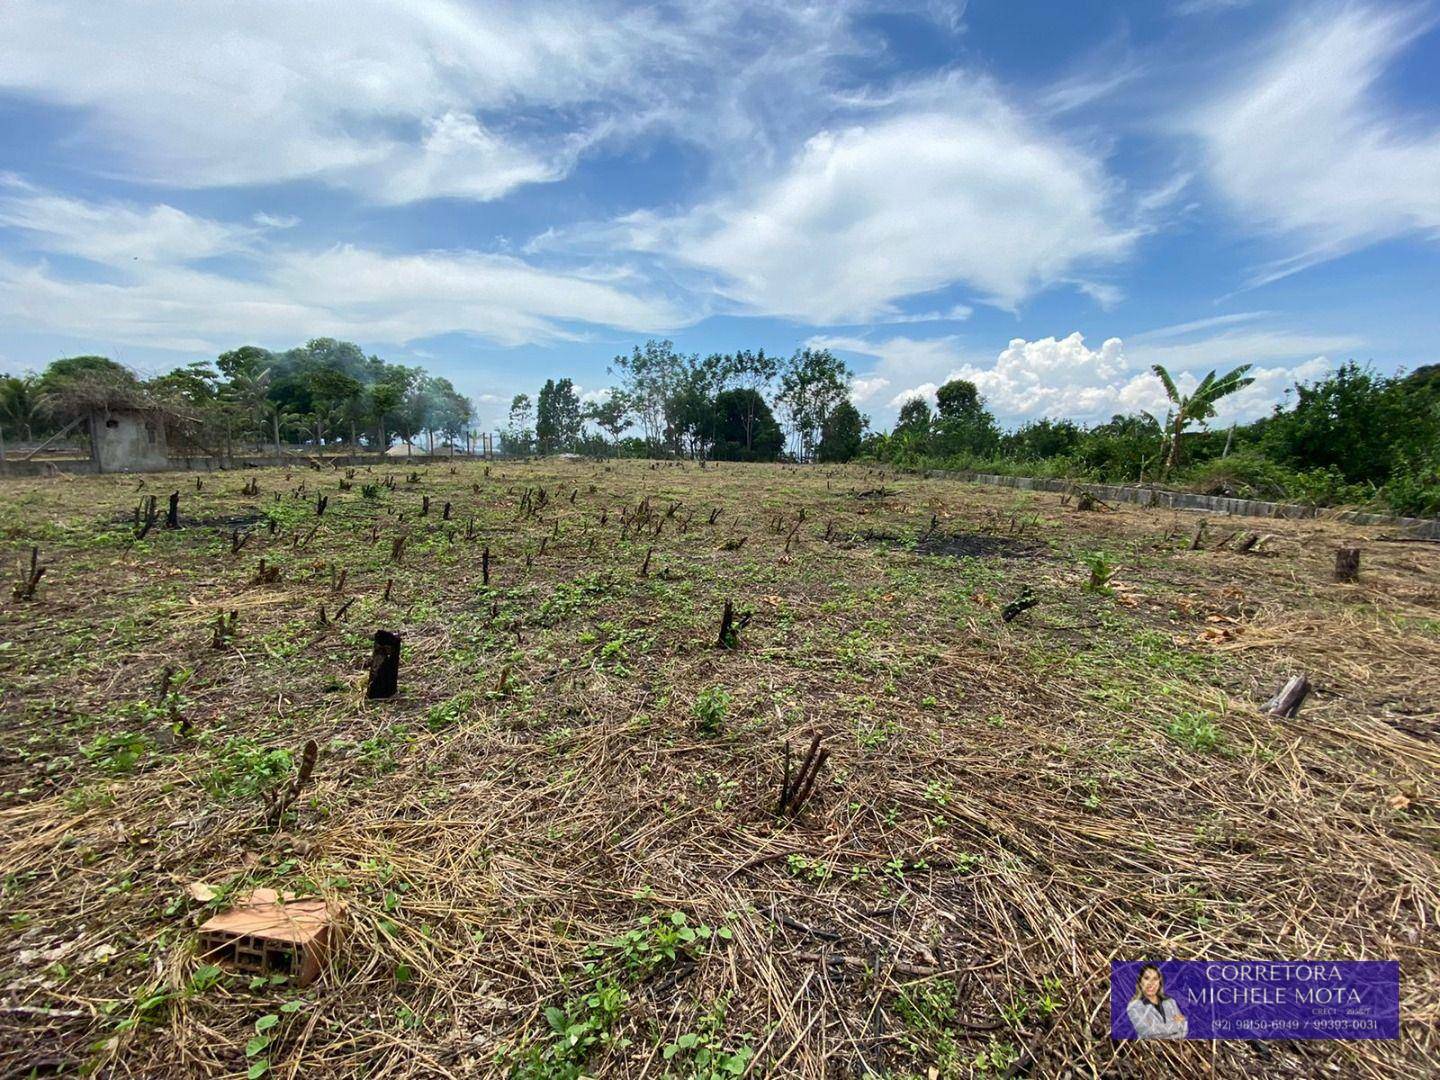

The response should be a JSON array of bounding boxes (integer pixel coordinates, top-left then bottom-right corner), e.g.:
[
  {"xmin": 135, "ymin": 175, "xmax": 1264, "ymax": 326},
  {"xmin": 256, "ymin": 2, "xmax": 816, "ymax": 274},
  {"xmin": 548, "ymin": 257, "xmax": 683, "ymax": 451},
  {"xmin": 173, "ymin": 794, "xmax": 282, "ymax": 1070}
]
[
  {"xmin": 607, "ymin": 97, "xmax": 1132, "ymax": 322},
  {"xmin": 1193, "ymin": 4, "xmax": 1440, "ymax": 283},
  {"xmin": 849, "ymin": 375, "xmax": 891, "ymax": 403},
  {"xmin": 828, "ymin": 324, "xmax": 1359, "ymax": 427}
]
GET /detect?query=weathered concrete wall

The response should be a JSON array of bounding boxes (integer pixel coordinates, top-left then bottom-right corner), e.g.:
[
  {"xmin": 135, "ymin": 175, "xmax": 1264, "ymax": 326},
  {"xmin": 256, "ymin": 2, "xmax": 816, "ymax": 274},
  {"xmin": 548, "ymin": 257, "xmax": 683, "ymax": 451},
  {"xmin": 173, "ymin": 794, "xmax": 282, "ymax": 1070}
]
[
  {"xmin": 92, "ymin": 411, "xmax": 169, "ymax": 473},
  {"xmin": 0, "ymin": 450, "xmax": 488, "ymax": 478},
  {"xmin": 920, "ymin": 468, "xmax": 1440, "ymax": 539}
]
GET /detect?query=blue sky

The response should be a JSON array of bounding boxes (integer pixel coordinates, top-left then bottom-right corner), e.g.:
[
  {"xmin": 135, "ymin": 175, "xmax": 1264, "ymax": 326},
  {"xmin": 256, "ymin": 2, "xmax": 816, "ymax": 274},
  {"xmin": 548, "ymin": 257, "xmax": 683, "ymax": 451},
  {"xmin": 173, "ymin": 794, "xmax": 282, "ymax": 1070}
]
[{"xmin": 2, "ymin": 0, "xmax": 1438, "ymax": 432}]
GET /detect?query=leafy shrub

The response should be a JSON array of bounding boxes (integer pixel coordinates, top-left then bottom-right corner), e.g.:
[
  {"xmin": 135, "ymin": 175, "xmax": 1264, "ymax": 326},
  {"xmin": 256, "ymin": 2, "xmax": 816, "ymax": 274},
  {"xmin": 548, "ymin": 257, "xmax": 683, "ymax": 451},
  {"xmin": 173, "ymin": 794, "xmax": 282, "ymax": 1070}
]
[
  {"xmin": 1166, "ymin": 712, "xmax": 1223, "ymax": 752},
  {"xmin": 202, "ymin": 739, "xmax": 294, "ymax": 799},
  {"xmin": 692, "ymin": 687, "xmax": 730, "ymax": 736}
]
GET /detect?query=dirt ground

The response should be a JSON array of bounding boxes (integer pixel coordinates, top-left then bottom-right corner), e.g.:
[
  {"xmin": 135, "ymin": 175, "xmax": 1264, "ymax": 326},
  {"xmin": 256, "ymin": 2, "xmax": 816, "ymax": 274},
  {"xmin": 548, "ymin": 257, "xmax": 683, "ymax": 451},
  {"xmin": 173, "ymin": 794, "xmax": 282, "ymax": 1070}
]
[{"xmin": 1, "ymin": 459, "xmax": 1437, "ymax": 1078}]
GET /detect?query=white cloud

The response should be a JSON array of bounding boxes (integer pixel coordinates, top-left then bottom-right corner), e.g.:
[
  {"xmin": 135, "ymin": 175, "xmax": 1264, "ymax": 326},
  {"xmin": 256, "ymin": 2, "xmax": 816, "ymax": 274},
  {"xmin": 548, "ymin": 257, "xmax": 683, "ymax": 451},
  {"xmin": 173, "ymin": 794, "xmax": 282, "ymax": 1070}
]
[
  {"xmin": 1131, "ymin": 311, "xmax": 1271, "ymax": 341},
  {"xmin": 0, "ymin": 248, "xmax": 685, "ymax": 353},
  {"xmin": 1194, "ymin": 4, "xmax": 1440, "ymax": 283},
  {"xmin": 849, "ymin": 375, "xmax": 891, "ymax": 403},
  {"xmin": 889, "ymin": 383, "xmax": 939, "ymax": 408},
  {"xmin": 828, "ymin": 324, "xmax": 1358, "ymax": 426},
  {"xmin": 601, "ymin": 93, "xmax": 1133, "ymax": 322},
  {"xmin": 370, "ymin": 112, "xmax": 563, "ymax": 205},
  {"xmin": 0, "ymin": 184, "xmax": 687, "ymax": 350},
  {"xmin": 0, "ymin": 184, "xmax": 256, "ymax": 264},
  {"xmin": 0, "ymin": 1, "xmax": 671, "ymax": 203}
]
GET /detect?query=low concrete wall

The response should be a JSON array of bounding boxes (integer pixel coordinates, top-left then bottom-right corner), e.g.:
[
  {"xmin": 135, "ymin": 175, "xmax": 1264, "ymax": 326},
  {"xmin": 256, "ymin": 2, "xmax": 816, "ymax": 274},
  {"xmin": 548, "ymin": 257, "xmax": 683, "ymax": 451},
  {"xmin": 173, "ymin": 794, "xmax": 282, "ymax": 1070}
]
[
  {"xmin": 0, "ymin": 452, "xmax": 492, "ymax": 478},
  {"xmin": 920, "ymin": 468, "xmax": 1440, "ymax": 539}
]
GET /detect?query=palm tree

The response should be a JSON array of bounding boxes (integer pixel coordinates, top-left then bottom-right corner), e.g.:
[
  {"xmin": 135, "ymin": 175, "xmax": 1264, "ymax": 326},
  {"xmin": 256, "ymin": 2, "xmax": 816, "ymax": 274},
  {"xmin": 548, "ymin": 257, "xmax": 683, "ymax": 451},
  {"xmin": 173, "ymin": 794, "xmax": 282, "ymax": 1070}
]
[
  {"xmin": 221, "ymin": 366, "xmax": 272, "ymax": 452},
  {"xmin": 1152, "ymin": 364, "xmax": 1255, "ymax": 479},
  {"xmin": 0, "ymin": 374, "xmax": 46, "ymax": 442}
]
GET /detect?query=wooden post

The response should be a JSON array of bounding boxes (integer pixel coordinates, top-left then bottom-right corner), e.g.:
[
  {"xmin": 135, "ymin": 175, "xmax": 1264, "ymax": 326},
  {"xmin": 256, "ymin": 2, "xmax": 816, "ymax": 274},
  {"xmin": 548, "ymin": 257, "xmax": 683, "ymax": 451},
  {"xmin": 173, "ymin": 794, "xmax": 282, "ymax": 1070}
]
[
  {"xmin": 1335, "ymin": 546, "xmax": 1361, "ymax": 583},
  {"xmin": 1264, "ymin": 675, "xmax": 1310, "ymax": 718},
  {"xmin": 366, "ymin": 630, "xmax": 402, "ymax": 699}
]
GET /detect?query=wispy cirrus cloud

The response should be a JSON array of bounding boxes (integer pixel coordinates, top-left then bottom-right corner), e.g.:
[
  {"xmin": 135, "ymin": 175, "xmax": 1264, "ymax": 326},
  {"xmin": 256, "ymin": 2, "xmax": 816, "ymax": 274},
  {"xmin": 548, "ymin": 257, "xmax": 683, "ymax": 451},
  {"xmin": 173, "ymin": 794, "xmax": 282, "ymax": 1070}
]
[
  {"xmin": 1193, "ymin": 3, "xmax": 1440, "ymax": 284},
  {"xmin": 0, "ymin": 186, "xmax": 687, "ymax": 351}
]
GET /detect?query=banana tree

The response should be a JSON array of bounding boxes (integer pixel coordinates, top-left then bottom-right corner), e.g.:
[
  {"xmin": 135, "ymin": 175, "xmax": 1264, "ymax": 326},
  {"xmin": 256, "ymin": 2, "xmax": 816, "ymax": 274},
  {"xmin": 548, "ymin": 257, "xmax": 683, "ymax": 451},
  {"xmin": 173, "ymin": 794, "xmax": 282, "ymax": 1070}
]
[{"xmin": 1152, "ymin": 363, "xmax": 1255, "ymax": 479}]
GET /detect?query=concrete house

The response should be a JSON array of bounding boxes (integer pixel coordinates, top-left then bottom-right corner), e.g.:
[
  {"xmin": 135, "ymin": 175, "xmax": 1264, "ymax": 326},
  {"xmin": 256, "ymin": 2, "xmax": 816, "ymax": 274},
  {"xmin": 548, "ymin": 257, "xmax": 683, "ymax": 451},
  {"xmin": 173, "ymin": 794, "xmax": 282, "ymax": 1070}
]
[{"xmin": 90, "ymin": 406, "xmax": 170, "ymax": 473}]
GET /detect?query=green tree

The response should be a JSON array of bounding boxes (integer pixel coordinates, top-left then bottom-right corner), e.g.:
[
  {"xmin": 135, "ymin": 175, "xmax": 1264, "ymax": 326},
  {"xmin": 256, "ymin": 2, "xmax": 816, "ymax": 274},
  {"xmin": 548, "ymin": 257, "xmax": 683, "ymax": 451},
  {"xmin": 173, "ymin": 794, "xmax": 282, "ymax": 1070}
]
[
  {"xmin": 776, "ymin": 348, "xmax": 851, "ymax": 459},
  {"xmin": 0, "ymin": 374, "xmax": 45, "ymax": 441},
  {"xmin": 1152, "ymin": 363, "xmax": 1255, "ymax": 478},
  {"xmin": 818, "ymin": 400, "xmax": 867, "ymax": 462},
  {"xmin": 503, "ymin": 393, "xmax": 535, "ymax": 455},
  {"xmin": 586, "ymin": 393, "xmax": 631, "ymax": 454},
  {"xmin": 551, "ymin": 379, "xmax": 583, "ymax": 452},
  {"xmin": 1261, "ymin": 362, "xmax": 1439, "ymax": 486},
  {"xmin": 725, "ymin": 348, "xmax": 779, "ymax": 452},
  {"xmin": 37, "ymin": 356, "xmax": 143, "ymax": 420},
  {"xmin": 895, "ymin": 397, "xmax": 932, "ymax": 437},
  {"xmin": 609, "ymin": 340, "xmax": 688, "ymax": 453},
  {"xmin": 711, "ymin": 389, "xmax": 783, "ymax": 461},
  {"xmin": 932, "ymin": 378, "xmax": 1000, "ymax": 457}
]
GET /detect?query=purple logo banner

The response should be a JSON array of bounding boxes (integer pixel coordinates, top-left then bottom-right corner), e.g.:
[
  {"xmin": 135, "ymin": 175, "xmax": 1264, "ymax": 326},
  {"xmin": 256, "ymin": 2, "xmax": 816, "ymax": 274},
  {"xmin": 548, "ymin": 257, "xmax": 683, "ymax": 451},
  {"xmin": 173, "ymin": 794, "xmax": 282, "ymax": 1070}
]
[{"xmin": 1111, "ymin": 961, "xmax": 1399, "ymax": 1040}]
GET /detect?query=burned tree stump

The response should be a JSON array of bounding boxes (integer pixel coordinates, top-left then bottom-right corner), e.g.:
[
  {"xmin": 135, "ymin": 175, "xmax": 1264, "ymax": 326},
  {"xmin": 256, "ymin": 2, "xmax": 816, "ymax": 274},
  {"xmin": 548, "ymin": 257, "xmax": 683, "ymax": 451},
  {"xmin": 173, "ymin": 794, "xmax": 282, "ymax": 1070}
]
[
  {"xmin": 264, "ymin": 739, "xmax": 318, "ymax": 826},
  {"xmin": 134, "ymin": 495, "xmax": 159, "ymax": 539},
  {"xmin": 211, "ymin": 609, "xmax": 238, "ymax": 648},
  {"xmin": 165, "ymin": 491, "xmax": 181, "ymax": 529},
  {"xmin": 315, "ymin": 494, "xmax": 328, "ymax": 516},
  {"xmin": 716, "ymin": 599, "xmax": 752, "ymax": 649},
  {"xmin": 12, "ymin": 547, "xmax": 44, "ymax": 601},
  {"xmin": 1001, "ymin": 587, "xmax": 1039, "ymax": 624},
  {"xmin": 1264, "ymin": 675, "xmax": 1310, "ymax": 718},
  {"xmin": 421, "ymin": 495, "xmax": 430, "ymax": 517},
  {"xmin": 1188, "ymin": 520, "xmax": 1207, "ymax": 550},
  {"xmin": 1335, "ymin": 546, "xmax": 1361, "ymax": 583},
  {"xmin": 366, "ymin": 630, "xmax": 402, "ymax": 699},
  {"xmin": 482, "ymin": 546, "xmax": 490, "ymax": 586},
  {"xmin": 776, "ymin": 732, "xmax": 829, "ymax": 818},
  {"xmin": 640, "ymin": 547, "xmax": 652, "ymax": 578}
]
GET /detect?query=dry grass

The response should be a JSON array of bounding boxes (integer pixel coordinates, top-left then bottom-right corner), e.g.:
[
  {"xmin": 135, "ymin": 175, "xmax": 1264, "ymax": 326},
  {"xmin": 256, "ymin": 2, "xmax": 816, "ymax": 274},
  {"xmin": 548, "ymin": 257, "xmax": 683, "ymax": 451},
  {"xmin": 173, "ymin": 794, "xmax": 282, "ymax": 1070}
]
[{"xmin": 1, "ymin": 459, "xmax": 1437, "ymax": 1078}]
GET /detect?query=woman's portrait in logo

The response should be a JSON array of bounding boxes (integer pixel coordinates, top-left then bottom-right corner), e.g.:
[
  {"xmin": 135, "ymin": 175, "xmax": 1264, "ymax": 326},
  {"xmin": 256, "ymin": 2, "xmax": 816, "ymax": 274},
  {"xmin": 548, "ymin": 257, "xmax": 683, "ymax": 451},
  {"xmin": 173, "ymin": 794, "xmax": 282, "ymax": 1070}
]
[{"xmin": 1126, "ymin": 963, "xmax": 1189, "ymax": 1040}]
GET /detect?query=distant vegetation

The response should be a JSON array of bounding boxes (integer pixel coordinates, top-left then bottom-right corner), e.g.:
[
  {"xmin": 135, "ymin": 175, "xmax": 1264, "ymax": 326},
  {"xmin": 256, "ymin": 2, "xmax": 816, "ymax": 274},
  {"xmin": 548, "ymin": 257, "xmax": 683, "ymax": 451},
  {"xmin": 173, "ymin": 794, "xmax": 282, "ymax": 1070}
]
[
  {"xmin": 0, "ymin": 340, "xmax": 473, "ymax": 458},
  {"xmin": 3, "ymin": 339, "xmax": 1436, "ymax": 515},
  {"xmin": 864, "ymin": 360, "xmax": 1440, "ymax": 517}
]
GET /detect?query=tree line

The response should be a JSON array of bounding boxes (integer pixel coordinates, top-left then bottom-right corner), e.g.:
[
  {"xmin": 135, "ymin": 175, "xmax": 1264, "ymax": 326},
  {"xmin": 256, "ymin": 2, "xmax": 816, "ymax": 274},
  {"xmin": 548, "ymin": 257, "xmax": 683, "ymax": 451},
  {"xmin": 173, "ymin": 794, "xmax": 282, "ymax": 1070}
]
[
  {"xmin": 0, "ymin": 340, "xmax": 474, "ymax": 458},
  {"xmin": 3, "ymin": 338, "xmax": 1435, "ymax": 515},
  {"xmin": 868, "ymin": 360, "xmax": 1440, "ymax": 517},
  {"xmin": 500, "ymin": 341, "xmax": 869, "ymax": 463}
]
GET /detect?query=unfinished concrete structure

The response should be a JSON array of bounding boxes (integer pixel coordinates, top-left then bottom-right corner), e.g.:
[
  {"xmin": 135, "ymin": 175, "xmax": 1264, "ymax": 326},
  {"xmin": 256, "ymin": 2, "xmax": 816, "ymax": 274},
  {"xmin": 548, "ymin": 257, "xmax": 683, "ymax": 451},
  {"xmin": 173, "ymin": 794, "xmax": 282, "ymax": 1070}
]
[{"xmin": 89, "ymin": 407, "xmax": 169, "ymax": 473}]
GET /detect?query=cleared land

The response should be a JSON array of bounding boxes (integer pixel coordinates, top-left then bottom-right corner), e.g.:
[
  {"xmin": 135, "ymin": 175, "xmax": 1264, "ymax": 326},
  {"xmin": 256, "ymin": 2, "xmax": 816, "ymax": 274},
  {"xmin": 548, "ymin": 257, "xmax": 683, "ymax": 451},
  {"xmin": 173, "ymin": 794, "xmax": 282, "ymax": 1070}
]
[{"xmin": 2, "ymin": 459, "xmax": 1437, "ymax": 1078}]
